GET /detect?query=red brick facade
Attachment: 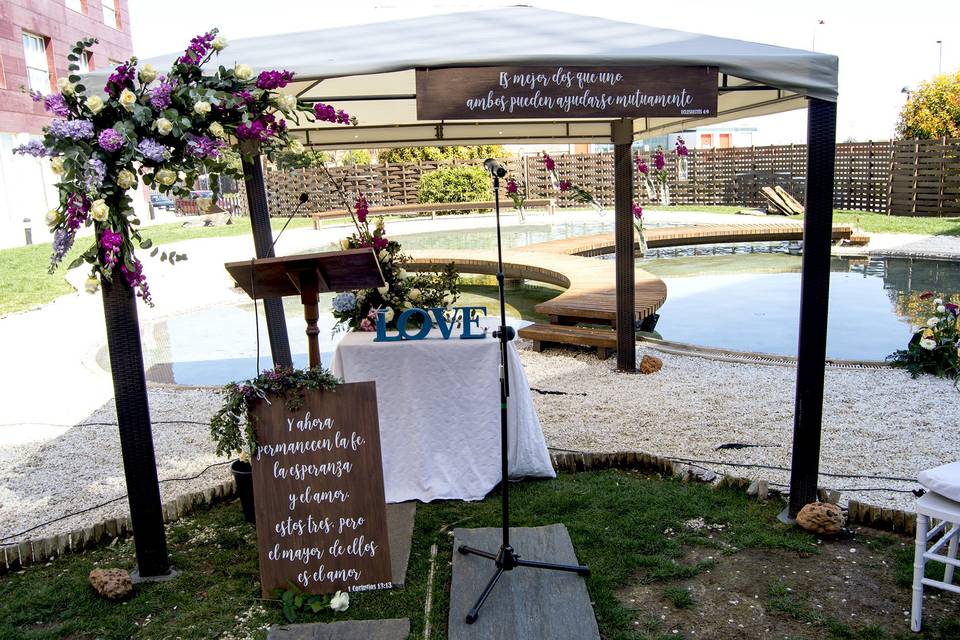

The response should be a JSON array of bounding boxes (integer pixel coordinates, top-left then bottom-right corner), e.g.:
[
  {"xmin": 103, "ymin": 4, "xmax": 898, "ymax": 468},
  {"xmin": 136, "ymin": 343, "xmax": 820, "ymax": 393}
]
[{"xmin": 0, "ymin": 0, "xmax": 133, "ymax": 134}]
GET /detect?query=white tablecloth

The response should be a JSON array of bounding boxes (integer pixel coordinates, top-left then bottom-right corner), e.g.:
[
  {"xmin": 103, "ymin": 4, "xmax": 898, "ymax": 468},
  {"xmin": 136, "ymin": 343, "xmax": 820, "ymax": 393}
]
[{"xmin": 331, "ymin": 331, "xmax": 555, "ymax": 502}]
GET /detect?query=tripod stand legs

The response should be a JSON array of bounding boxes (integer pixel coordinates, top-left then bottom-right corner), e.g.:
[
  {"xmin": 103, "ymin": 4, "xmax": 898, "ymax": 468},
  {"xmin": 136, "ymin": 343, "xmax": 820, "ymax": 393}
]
[{"xmin": 465, "ymin": 565, "xmax": 504, "ymax": 624}]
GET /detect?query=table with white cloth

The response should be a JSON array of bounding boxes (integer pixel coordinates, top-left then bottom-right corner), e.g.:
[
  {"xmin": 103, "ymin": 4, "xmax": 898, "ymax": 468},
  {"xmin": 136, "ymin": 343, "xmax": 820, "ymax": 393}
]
[{"xmin": 331, "ymin": 330, "xmax": 556, "ymax": 503}]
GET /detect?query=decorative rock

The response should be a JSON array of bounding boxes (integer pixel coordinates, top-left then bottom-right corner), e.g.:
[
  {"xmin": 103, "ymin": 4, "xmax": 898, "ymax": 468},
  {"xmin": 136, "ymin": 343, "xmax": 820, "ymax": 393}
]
[
  {"xmin": 796, "ymin": 502, "xmax": 844, "ymax": 536},
  {"xmin": 638, "ymin": 355, "xmax": 663, "ymax": 374},
  {"xmin": 89, "ymin": 568, "xmax": 134, "ymax": 600}
]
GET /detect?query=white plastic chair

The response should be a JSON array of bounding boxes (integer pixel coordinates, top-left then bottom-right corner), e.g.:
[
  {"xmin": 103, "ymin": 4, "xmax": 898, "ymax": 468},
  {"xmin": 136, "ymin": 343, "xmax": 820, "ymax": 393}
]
[{"xmin": 911, "ymin": 490, "xmax": 960, "ymax": 632}]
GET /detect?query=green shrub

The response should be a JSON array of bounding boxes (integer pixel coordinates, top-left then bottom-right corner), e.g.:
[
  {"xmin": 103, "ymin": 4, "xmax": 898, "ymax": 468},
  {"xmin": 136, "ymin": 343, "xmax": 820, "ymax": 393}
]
[
  {"xmin": 381, "ymin": 145, "xmax": 505, "ymax": 163},
  {"xmin": 418, "ymin": 165, "xmax": 492, "ymax": 208},
  {"xmin": 340, "ymin": 149, "xmax": 371, "ymax": 165}
]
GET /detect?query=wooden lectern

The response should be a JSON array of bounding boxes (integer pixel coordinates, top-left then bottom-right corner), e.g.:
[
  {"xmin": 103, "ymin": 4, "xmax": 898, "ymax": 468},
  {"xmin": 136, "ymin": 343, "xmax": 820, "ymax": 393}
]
[{"xmin": 225, "ymin": 249, "xmax": 385, "ymax": 368}]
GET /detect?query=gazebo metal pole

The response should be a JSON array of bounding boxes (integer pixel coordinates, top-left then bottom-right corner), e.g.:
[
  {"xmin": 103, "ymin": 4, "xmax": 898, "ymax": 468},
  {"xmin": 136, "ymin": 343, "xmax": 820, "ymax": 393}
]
[
  {"xmin": 101, "ymin": 271, "xmax": 170, "ymax": 577},
  {"xmin": 242, "ymin": 153, "xmax": 293, "ymax": 369},
  {"xmin": 613, "ymin": 119, "xmax": 636, "ymax": 372},
  {"xmin": 788, "ymin": 98, "xmax": 837, "ymax": 517}
]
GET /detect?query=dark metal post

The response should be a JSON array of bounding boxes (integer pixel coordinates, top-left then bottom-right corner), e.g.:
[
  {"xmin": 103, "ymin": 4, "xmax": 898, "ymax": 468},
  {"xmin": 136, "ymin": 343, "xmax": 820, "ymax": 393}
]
[
  {"xmin": 242, "ymin": 153, "xmax": 293, "ymax": 369},
  {"xmin": 101, "ymin": 271, "xmax": 170, "ymax": 577},
  {"xmin": 788, "ymin": 98, "xmax": 837, "ymax": 517},
  {"xmin": 613, "ymin": 119, "xmax": 636, "ymax": 372}
]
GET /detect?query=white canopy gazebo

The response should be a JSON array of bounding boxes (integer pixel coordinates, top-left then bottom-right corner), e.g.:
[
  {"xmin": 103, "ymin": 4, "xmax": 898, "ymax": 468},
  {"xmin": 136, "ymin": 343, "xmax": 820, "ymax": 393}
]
[{"xmin": 87, "ymin": 7, "xmax": 839, "ymax": 553}]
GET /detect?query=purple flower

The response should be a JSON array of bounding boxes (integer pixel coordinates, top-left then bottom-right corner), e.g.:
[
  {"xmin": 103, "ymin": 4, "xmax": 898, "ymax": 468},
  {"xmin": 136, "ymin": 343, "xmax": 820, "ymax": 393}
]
[
  {"xmin": 946, "ymin": 303, "xmax": 959, "ymax": 317},
  {"xmin": 184, "ymin": 134, "xmax": 224, "ymax": 159},
  {"xmin": 178, "ymin": 31, "xmax": 216, "ymax": 65},
  {"xmin": 542, "ymin": 153, "xmax": 555, "ymax": 172},
  {"xmin": 355, "ymin": 194, "xmax": 369, "ymax": 223},
  {"xmin": 98, "ymin": 128, "xmax": 125, "ymax": 152},
  {"xmin": 632, "ymin": 203, "xmax": 643, "ymax": 219},
  {"xmin": 43, "ymin": 93, "xmax": 71, "ymax": 118},
  {"xmin": 13, "ymin": 139, "xmax": 49, "ymax": 157},
  {"xmin": 121, "ymin": 258, "xmax": 152, "ymax": 306},
  {"xmin": 255, "ymin": 69, "xmax": 295, "ymax": 90},
  {"xmin": 49, "ymin": 119, "xmax": 95, "ymax": 140},
  {"xmin": 313, "ymin": 102, "xmax": 350, "ymax": 124},
  {"xmin": 506, "ymin": 179, "xmax": 518, "ymax": 194},
  {"xmin": 654, "ymin": 149, "xmax": 665, "ymax": 172},
  {"xmin": 65, "ymin": 194, "xmax": 90, "ymax": 230},
  {"xmin": 636, "ymin": 158, "xmax": 649, "ymax": 175},
  {"xmin": 85, "ymin": 158, "xmax": 106, "ymax": 191},
  {"xmin": 558, "ymin": 180, "xmax": 571, "ymax": 192},
  {"xmin": 100, "ymin": 228, "xmax": 123, "ymax": 266},
  {"xmin": 138, "ymin": 138, "xmax": 169, "ymax": 163},
  {"xmin": 105, "ymin": 60, "xmax": 136, "ymax": 98},
  {"xmin": 49, "ymin": 228, "xmax": 76, "ymax": 273},
  {"xmin": 149, "ymin": 77, "xmax": 173, "ymax": 110},
  {"xmin": 372, "ymin": 235, "xmax": 389, "ymax": 251},
  {"xmin": 675, "ymin": 136, "xmax": 689, "ymax": 157}
]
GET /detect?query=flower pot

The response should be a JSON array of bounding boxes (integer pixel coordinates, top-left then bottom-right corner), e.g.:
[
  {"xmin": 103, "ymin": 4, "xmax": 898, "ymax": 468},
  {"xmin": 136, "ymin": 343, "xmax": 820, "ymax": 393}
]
[{"xmin": 230, "ymin": 459, "xmax": 256, "ymax": 523}]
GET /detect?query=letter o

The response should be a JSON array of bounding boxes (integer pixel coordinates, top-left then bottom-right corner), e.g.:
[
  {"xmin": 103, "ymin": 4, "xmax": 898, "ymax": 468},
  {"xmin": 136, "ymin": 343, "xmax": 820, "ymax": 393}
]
[{"xmin": 397, "ymin": 308, "xmax": 432, "ymax": 340}]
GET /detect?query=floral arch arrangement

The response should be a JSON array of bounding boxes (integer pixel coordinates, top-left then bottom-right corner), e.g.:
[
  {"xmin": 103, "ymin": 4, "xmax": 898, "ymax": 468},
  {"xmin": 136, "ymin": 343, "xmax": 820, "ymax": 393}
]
[{"xmin": 16, "ymin": 30, "xmax": 352, "ymax": 305}]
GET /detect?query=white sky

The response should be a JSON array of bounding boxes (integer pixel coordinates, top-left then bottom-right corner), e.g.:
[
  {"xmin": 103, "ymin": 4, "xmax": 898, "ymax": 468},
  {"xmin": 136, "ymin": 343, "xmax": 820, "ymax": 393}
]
[{"xmin": 128, "ymin": 0, "xmax": 960, "ymax": 145}]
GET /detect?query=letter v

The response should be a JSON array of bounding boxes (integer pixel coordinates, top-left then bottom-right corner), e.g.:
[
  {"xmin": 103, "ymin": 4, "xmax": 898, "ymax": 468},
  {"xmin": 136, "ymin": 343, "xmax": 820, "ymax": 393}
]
[{"xmin": 430, "ymin": 307, "xmax": 458, "ymax": 339}]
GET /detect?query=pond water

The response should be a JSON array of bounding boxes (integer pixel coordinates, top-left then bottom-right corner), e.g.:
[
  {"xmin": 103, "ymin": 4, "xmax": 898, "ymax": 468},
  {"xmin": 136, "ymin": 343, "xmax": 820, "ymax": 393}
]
[{"xmin": 133, "ymin": 222, "xmax": 960, "ymax": 385}]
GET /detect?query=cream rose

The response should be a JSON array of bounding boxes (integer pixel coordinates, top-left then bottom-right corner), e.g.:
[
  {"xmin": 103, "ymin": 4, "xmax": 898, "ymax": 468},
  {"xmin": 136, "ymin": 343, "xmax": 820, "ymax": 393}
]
[
  {"xmin": 119, "ymin": 88, "xmax": 138, "ymax": 111},
  {"xmin": 377, "ymin": 284, "xmax": 390, "ymax": 295},
  {"xmin": 275, "ymin": 94, "xmax": 297, "ymax": 112},
  {"xmin": 155, "ymin": 118, "xmax": 173, "ymax": 136},
  {"xmin": 212, "ymin": 35, "xmax": 228, "ymax": 51},
  {"xmin": 138, "ymin": 63, "xmax": 157, "ymax": 84},
  {"xmin": 50, "ymin": 157, "xmax": 65, "ymax": 175},
  {"xmin": 84, "ymin": 276, "xmax": 100, "ymax": 294},
  {"xmin": 919, "ymin": 337, "xmax": 937, "ymax": 350},
  {"xmin": 117, "ymin": 169, "xmax": 137, "ymax": 190},
  {"xmin": 288, "ymin": 139, "xmax": 304, "ymax": 154},
  {"xmin": 339, "ymin": 238, "xmax": 351, "ymax": 250},
  {"xmin": 155, "ymin": 169, "xmax": 177, "ymax": 186},
  {"xmin": 928, "ymin": 317, "xmax": 940, "ymax": 327},
  {"xmin": 57, "ymin": 77, "xmax": 75, "ymax": 96},
  {"xmin": 193, "ymin": 100, "xmax": 211, "ymax": 115},
  {"xmin": 208, "ymin": 121, "xmax": 226, "ymax": 139},
  {"xmin": 398, "ymin": 269, "xmax": 408, "ymax": 279},
  {"xmin": 329, "ymin": 591, "xmax": 349, "ymax": 613},
  {"xmin": 234, "ymin": 64, "xmax": 253, "ymax": 80},
  {"xmin": 45, "ymin": 209, "xmax": 59, "ymax": 227},
  {"xmin": 383, "ymin": 307, "xmax": 395, "ymax": 322},
  {"xmin": 85, "ymin": 95, "xmax": 105, "ymax": 114},
  {"xmin": 90, "ymin": 199, "xmax": 109, "ymax": 222},
  {"xmin": 408, "ymin": 288, "xmax": 422, "ymax": 302}
]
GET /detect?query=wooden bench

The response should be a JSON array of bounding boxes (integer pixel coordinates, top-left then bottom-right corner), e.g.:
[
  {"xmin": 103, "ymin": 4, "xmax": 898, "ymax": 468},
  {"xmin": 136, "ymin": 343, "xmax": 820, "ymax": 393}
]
[
  {"xmin": 310, "ymin": 198, "xmax": 556, "ymax": 229},
  {"xmin": 518, "ymin": 323, "xmax": 617, "ymax": 360}
]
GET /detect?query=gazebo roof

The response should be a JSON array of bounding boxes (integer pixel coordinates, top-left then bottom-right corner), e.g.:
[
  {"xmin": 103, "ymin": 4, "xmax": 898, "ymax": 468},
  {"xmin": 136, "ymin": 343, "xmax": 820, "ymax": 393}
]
[{"xmin": 89, "ymin": 6, "xmax": 839, "ymax": 148}]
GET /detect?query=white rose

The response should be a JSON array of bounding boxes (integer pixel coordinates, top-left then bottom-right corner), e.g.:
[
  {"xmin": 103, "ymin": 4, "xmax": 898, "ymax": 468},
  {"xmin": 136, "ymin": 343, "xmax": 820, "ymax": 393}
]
[
  {"xmin": 928, "ymin": 317, "xmax": 940, "ymax": 327},
  {"xmin": 117, "ymin": 169, "xmax": 137, "ymax": 190},
  {"xmin": 209, "ymin": 121, "xmax": 225, "ymax": 139},
  {"xmin": 193, "ymin": 100, "xmax": 211, "ymax": 115},
  {"xmin": 138, "ymin": 63, "xmax": 157, "ymax": 84},
  {"xmin": 408, "ymin": 288, "xmax": 421, "ymax": 302},
  {"xmin": 377, "ymin": 284, "xmax": 390, "ymax": 295},
  {"xmin": 155, "ymin": 168, "xmax": 177, "ymax": 186},
  {"xmin": 119, "ymin": 88, "xmax": 137, "ymax": 111},
  {"xmin": 398, "ymin": 269, "xmax": 408, "ymax": 279},
  {"xmin": 234, "ymin": 64, "xmax": 253, "ymax": 80},
  {"xmin": 50, "ymin": 157, "xmax": 65, "ymax": 175},
  {"xmin": 383, "ymin": 307, "xmax": 394, "ymax": 322},
  {"xmin": 403, "ymin": 301, "xmax": 412, "ymax": 309},
  {"xmin": 288, "ymin": 139, "xmax": 304, "ymax": 154},
  {"xmin": 155, "ymin": 118, "xmax": 173, "ymax": 135},
  {"xmin": 937, "ymin": 305, "xmax": 946, "ymax": 313},
  {"xmin": 86, "ymin": 95, "xmax": 104, "ymax": 114},
  {"xmin": 276, "ymin": 94, "xmax": 297, "ymax": 112},
  {"xmin": 329, "ymin": 590, "xmax": 349, "ymax": 613},
  {"xmin": 211, "ymin": 35, "xmax": 228, "ymax": 51},
  {"xmin": 57, "ymin": 77, "xmax": 75, "ymax": 96},
  {"xmin": 90, "ymin": 199, "xmax": 109, "ymax": 222},
  {"xmin": 378, "ymin": 249, "xmax": 389, "ymax": 261},
  {"xmin": 84, "ymin": 276, "xmax": 100, "ymax": 294},
  {"xmin": 45, "ymin": 209, "xmax": 59, "ymax": 227},
  {"xmin": 919, "ymin": 338, "xmax": 937, "ymax": 350},
  {"xmin": 934, "ymin": 298, "xmax": 944, "ymax": 305}
]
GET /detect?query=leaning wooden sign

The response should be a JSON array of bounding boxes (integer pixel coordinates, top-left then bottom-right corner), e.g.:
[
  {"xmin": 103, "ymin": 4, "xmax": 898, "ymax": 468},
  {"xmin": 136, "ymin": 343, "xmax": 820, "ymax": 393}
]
[
  {"xmin": 416, "ymin": 65, "xmax": 718, "ymax": 120},
  {"xmin": 250, "ymin": 382, "xmax": 393, "ymax": 597}
]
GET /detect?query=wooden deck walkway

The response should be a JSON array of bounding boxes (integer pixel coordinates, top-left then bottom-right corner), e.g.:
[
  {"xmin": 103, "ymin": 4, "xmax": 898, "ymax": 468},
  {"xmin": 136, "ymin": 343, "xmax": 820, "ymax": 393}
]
[{"xmin": 405, "ymin": 222, "xmax": 858, "ymax": 356}]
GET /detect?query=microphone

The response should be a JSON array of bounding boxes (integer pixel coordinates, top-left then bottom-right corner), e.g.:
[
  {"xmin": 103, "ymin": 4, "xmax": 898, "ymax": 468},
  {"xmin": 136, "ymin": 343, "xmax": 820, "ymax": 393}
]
[{"xmin": 483, "ymin": 158, "xmax": 507, "ymax": 178}]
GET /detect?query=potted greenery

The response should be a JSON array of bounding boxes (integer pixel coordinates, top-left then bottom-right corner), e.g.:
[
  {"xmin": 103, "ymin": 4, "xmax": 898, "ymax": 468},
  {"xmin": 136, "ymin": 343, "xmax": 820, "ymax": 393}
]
[{"xmin": 210, "ymin": 366, "xmax": 341, "ymax": 522}]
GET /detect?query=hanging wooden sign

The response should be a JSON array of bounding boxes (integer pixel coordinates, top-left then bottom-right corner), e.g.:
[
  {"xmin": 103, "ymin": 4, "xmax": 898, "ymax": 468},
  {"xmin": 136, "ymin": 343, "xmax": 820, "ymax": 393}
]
[
  {"xmin": 250, "ymin": 382, "xmax": 393, "ymax": 597},
  {"xmin": 416, "ymin": 65, "xmax": 718, "ymax": 120}
]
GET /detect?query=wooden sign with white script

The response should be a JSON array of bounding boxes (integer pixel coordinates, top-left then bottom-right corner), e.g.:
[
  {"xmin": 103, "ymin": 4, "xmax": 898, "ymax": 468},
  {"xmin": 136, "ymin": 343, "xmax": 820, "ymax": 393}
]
[{"xmin": 250, "ymin": 382, "xmax": 393, "ymax": 597}]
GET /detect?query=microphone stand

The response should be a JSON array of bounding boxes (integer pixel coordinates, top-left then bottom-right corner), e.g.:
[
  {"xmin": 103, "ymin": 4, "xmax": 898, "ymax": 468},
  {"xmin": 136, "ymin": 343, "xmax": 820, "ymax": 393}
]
[{"xmin": 457, "ymin": 163, "xmax": 590, "ymax": 625}]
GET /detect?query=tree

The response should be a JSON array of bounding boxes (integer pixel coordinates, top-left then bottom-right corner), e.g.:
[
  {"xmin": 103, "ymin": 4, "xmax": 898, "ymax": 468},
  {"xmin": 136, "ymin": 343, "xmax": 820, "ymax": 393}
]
[
  {"xmin": 340, "ymin": 149, "xmax": 372, "ymax": 165},
  {"xmin": 379, "ymin": 145, "xmax": 507, "ymax": 163},
  {"xmin": 273, "ymin": 149, "xmax": 330, "ymax": 170},
  {"xmin": 897, "ymin": 70, "xmax": 960, "ymax": 139}
]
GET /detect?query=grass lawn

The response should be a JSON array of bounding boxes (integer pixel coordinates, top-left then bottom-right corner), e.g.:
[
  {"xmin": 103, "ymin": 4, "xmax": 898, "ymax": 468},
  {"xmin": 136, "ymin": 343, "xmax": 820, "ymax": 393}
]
[{"xmin": 1, "ymin": 470, "xmax": 957, "ymax": 639}]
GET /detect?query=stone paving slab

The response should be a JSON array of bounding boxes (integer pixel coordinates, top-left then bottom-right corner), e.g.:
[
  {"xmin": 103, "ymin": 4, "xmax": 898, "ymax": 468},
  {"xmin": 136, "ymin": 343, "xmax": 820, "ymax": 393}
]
[
  {"xmin": 387, "ymin": 501, "xmax": 416, "ymax": 587},
  {"xmin": 266, "ymin": 618, "xmax": 410, "ymax": 640},
  {"xmin": 448, "ymin": 524, "xmax": 599, "ymax": 640}
]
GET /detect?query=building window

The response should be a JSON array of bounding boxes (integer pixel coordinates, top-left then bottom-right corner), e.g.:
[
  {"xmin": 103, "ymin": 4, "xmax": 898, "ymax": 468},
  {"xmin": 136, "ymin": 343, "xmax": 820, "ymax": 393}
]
[
  {"xmin": 77, "ymin": 51, "xmax": 91, "ymax": 73},
  {"xmin": 699, "ymin": 133, "xmax": 714, "ymax": 149},
  {"xmin": 22, "ymin": 32, "xmax": 52, "ymax": 94},
  {"xmin": 718, "ymin": 133, "xmax": 732, "ymax": 149},
  {"xmin": 102, "ymin": 0, "xmax": 120, "ymax": 29},
  {"xmin": 65, "ymin": 0, "xmax": 85, "ymax": 13}
]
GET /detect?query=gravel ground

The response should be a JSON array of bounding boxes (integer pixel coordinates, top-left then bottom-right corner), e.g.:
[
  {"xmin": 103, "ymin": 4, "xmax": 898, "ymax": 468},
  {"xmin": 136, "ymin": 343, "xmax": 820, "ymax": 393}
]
[
  {"xmin": 3, "ymin": 347, "xmax": 957, "ymax": 545},
  {"xmin": 0, "ymin": 388, "xmax": 229, "ymax": 544}
]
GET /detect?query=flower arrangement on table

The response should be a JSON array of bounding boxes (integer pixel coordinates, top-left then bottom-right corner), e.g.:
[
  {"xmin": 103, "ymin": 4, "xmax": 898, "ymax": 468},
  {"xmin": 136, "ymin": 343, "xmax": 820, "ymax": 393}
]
[
  {"xmin": 542, "ymin": 152, "xmax": 603, "ymax": 212},
  {"xmin": 15, "ymin": 30, "xmax": 353, "ymax": 306},
  {"xmin": 330, "ymin": 194, "xmax": 459, "ymax": 332},
  {"xmin": 210, "ymin": 366, "xmax": 341, "ymax": 458},
  {"xmin": 506, "ymin": 177, "xmax": 527, "ymax": 223},
  {"xmin": 888, "ymin": 292, "xmax": 960, "ymax": 389},
  {"xmin": 675, "ymin": 135, "xmax": 689, "ymax": 181}
]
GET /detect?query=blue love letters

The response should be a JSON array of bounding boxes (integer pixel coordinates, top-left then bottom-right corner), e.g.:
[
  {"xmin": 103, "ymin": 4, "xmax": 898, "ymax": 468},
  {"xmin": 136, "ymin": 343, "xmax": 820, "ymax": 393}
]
[{"xmin": 374, "ymin": 306, "xmax": 487, "ymax": 342}]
